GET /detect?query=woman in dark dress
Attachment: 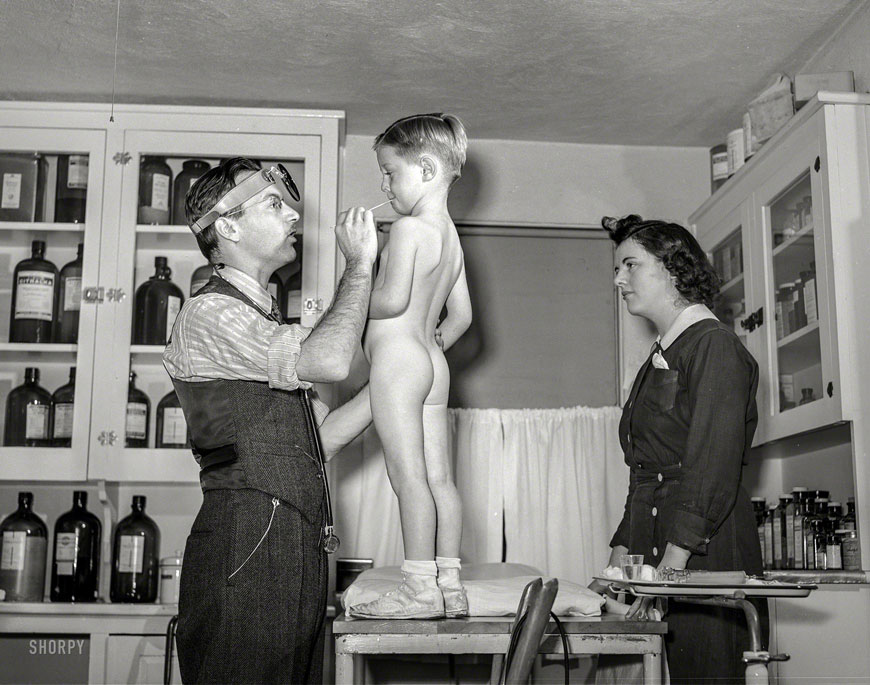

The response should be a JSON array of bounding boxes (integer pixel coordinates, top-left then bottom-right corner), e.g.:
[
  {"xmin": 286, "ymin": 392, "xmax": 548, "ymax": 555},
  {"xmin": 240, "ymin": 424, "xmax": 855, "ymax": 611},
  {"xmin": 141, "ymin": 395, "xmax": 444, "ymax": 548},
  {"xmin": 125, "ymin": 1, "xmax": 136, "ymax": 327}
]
[{"xmin": 593, "ymin": 214, "xmax": 766, "ymax": 683}]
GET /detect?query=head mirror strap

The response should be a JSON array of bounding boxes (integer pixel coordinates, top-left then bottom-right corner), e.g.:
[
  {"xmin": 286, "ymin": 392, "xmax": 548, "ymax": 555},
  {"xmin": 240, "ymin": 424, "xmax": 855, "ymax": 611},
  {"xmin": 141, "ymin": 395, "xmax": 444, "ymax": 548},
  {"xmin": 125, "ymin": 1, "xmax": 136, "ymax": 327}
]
[{"xmin": 188, "ymin": 168, "xmax": 274, "ymax": 235}]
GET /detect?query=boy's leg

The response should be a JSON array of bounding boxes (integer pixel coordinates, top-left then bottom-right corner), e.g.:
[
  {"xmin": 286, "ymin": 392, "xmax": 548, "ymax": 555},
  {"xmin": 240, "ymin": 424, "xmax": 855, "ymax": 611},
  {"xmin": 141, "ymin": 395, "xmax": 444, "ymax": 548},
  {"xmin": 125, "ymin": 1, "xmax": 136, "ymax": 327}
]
[{"xmin": 422, "ymin": 403, "xmax": 462, "ymax": 557}]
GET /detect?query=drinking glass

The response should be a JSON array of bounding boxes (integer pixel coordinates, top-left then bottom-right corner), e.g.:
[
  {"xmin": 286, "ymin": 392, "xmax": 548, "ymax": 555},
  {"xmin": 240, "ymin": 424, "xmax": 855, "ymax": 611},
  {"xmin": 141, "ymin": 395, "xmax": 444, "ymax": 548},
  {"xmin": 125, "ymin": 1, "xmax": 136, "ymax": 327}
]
[{"xmin": 620, "ymin": 554, "xmax": 644, "ymax": 580}]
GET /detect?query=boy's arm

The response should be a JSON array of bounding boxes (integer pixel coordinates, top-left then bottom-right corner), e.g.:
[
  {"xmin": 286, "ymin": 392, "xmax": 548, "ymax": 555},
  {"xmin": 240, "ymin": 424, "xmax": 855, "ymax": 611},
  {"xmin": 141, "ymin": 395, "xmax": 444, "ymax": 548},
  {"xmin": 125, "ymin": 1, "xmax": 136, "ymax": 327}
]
[
  {"xmin": 369, "ymin": 219, "xmax": 418, "ymax": 320},
  {"xmin": 438, "ymin": 261, "xmax": 472, "ymax": 350},
  {"xmin": 318, "ymin": 384, "xmax": 372, "ymax": 461}
]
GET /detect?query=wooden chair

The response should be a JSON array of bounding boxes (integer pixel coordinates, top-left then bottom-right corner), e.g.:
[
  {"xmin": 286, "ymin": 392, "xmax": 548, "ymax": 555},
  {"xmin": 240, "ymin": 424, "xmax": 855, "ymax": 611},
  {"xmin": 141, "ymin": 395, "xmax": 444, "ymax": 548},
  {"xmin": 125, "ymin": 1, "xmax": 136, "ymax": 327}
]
[{"xmin": 492, "ymin": 577, "xmax": 561, "ymax": 685}]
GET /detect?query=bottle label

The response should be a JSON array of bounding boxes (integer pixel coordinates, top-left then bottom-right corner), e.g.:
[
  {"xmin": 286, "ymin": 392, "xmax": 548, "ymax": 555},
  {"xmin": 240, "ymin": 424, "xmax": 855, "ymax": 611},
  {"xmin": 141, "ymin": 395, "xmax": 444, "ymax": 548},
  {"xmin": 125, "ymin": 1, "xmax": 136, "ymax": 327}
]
[
  {"xmin": 757, "ymin": 524, "xmax": 766, "ymax": 565},
  {"xmin": 773, "ymin": 517, "xmax": 783, "ymax": 563},
  {"xmin": 118, "ymin": 534, "xmax": 144, "ymax": 573},
  {"xmin": 67, "ymin": 155, "xmax": 89, "ymax": 189},
  {"xmin": 126, "ymin": 402, "xmax": 148, "ymax": 440},
  {"xmin": 794, "ymin": 519, "xmax": 804, "ymax": 567},
  {"xmin": 14, "ymin": 270, "xmax": 56, "ymax": 321},
  {"xmin": 53, "ymin": 403, "xmax": 75, "ymax": 439},
  {"xmin": 162, "ymin": 407, "xmax": 187, "ymax": 445},
  {"xmin": 25, "ymin": 404, "xmax": 50, "ymax": 440},
  {"xmin": 55, "ymin": 532, "xmax": 78, "ymax": 575},
  {"xmin": 166, "ymin": 295, "xmax": 181, "ymax": 338},
  {"xmin": 826, "ymin": 543, "xmax": 842, "ymax": 569},
  {"xmin": 1, "ymin": 530, "xmax": 26, "ymax": 570},
  {"xmin": 2, "ymin": 172, "xmax": 22, "ymax": 209},
  {"xmin": 786, "ymin": 513, "xmax": 795, "ymax": 562},
  {"xmin": 711, "ymin": 152, "xmax": 729, "ymax": 181},
  {"xmin": 764, "ymin": 522, "xmax": 774, "ymax": 565},
  {"xmin": 151, "ymin": 174, "xmax": 170, "ymax": 211},
  {"xmin": 63, "ymin": 276, "xmax": 82, "ymax": 312},
  {"xmin": 268, "ymin": 281, "xmax": 279, "ymax": 301},
  {"xmin": 804, "ymin": 278, "xmax": 817, "ymax": 324},
  {"xmin": 286, "ymin": 289, "xmax": 302, "ymax": 319}
]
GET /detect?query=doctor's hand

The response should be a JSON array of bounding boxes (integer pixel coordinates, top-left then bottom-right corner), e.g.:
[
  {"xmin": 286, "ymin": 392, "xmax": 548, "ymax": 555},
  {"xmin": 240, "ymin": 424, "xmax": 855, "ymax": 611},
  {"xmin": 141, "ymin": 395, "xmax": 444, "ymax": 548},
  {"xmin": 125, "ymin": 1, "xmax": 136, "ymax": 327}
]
[
  {"xmin": 335, "ymin": 207, "xmax": 378, "ymax": 267},
  {"xmin": 625, "ymin": 596, "xmax": 656, "ymax": 621}
]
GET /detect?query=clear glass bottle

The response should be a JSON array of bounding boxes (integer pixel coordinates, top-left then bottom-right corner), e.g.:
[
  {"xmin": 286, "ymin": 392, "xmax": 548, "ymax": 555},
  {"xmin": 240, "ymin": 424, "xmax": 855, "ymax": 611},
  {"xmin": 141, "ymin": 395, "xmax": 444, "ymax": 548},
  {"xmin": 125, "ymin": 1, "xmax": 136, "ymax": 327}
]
[
  {"xmin": 138, "ymin": 156, "xmax": 172, "ymax": 225},
  {"xmin": 810, "ymin": 497, "xmax": 830, "ymax": 570},
  {"xmin": 171, "ymin": 159, "xmax": 210, "ymax": 225},
  {"xmin": 189, "ymin": 263, "xmax": 213, "ymax": 297},
  {"xmin": 788, "ymin": 487, "xmax": 807, "ymax": 569},
  {"xmin": 9, "ymin": 239, "xmax": 58, "ymax": 343},
  {"xmin": 51, "ymin": 367, "xmax": 76, "ymax": 447},
  {"xmin": 54, "ymin": 154, "xmax": 88, "ymax": 223},
  {"xmin": 751, "ymin": 497, "xmax": 767, "ymax": 567},
  {"xmin": 125, "ymin": 371, "xmax": 151, "ymax": 448},
  {"xmin": 0, "ymin": 152, "xmax": 46, "ymax": 221},
  {"xmin": 763, "ymin": 506, "xmax": 776, "ymax": 570},
  {"xmin": 50, "ymin": 490, "xmax": 101, "ymax": 602},
  {"xmin": 156, "ymin": 390, "xmax": 189, "ymax": 448},
  {"xmin": 132, "ymin": 256, "xmax": 184, "ymax": 345},
  {"xmin": 773, "ymin": 494, "xmax": 791, "ymax": 569},
  {"xmin": 0, "ymin": 492, "xmax": 48, "ymax": 602},
  {"xmin": 826, "ymin": 530, "xmax": 844, "ymax": 570},
  {"xmin": 4, "ymin": 367, "xmax": 52, "ymax": 447},
  {"xmin": 56, "ymin": 243, "xmax": 83, "ymax": 343},
  {"xmin": 841, "ymin": 529, "xmax": 861, "ymax": 571},
  {"xmin": 110, "ymin": 495, "xmax": 160, "ymax": 603}
]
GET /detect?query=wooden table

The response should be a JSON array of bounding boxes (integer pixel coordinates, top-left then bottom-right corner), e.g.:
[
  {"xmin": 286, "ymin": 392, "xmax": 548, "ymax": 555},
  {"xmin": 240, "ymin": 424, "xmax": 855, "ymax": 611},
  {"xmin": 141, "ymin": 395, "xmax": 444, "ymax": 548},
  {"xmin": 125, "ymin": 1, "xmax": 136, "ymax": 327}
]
[{"xmin": 333, "ymin": 613, "xmax": 666, "ymax": 684}]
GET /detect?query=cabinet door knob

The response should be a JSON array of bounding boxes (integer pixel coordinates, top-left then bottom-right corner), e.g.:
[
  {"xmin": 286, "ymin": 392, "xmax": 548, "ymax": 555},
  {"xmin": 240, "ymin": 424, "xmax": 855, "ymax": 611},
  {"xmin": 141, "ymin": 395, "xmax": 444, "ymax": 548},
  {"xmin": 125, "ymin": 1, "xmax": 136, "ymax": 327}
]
[
  {"xmin": 83, "ymin": 286, "xmax": 105, "ymax": 304},
  {"xmin": 827, "ymin": 381, "xmax": 834, "ymax": 398},
  {"xmin": 98, "ymin": 430, "xmax": 118, "ymax": 446}
]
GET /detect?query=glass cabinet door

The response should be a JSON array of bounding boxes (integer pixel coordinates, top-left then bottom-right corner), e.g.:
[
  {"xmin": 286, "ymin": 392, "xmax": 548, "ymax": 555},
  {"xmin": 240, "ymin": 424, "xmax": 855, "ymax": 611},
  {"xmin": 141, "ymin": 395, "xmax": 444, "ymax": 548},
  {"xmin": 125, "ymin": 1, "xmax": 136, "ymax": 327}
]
[
  {"xmin": 0, "ymin": 128, "xmax": 105, "ymax": 480},
  {"xmin": 709, "ymin": 219, "xmax": 749, "ymax": 349},
  {"xmin": 754, "ymin": 133, "xmax": 840, "ymax": 440},
  {"xmin": 88, "ymin": 130, "xmax": 324, "ymax": 482}
]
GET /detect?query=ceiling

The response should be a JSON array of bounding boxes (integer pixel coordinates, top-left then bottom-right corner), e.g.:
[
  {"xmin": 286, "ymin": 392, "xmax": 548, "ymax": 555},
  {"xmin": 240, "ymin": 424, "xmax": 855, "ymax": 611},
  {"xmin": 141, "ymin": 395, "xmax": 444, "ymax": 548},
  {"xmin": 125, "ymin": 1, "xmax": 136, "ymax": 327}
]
[{"xmin": 0, "ymin": 0, "xmax": 861, "ymax": 146}]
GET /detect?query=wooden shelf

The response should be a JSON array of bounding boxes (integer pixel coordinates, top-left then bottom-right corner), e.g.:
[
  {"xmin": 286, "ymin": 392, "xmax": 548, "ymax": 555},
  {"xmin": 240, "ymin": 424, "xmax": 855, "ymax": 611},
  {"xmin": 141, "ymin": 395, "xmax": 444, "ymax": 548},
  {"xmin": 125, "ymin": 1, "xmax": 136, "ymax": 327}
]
[
  {"xmin": 772, "ymin": 222, "xmax": 814, "ymax": 258},
  {"xmin": 0, "ymin": 221, "xmax": 85, "ymax": 233},
  {"xmin": 0, "ymin": 342, "xmax": 77, "ymax": 362},
  {"xmin": 719, "ymin": 272, "xmax": 744, "ymax": 298},
  {"xmin": 136, "ymin": 224, "xmax": 190, "ymax": 234},
  {"xmin": 130, "ymin": 344, "xmax": 166, "ymax": 357},
  {"xmin": 777, "ymin": 321, "xmax": 820, "ymax": 348}
]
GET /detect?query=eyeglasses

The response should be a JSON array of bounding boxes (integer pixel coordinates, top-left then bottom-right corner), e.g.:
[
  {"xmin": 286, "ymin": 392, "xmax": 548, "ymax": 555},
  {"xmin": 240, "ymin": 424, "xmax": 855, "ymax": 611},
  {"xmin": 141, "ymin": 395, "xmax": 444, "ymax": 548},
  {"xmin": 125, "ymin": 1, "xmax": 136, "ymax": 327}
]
[
  {"xmin": 190, "ymin": 164, "xmax": 300, "ymax": 235},
  {"xmin": 223, "ymin": 194, "xmax": 289, "ymax": 218}
]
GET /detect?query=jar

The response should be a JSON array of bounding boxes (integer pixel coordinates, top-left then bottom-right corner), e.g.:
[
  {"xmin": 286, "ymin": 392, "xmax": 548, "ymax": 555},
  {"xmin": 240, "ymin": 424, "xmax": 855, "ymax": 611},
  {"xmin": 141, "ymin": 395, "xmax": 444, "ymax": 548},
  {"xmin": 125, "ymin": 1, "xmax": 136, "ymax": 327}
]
[
  {"xmin": 159, "ymin": 551, "xmax": 183, "ymax": 604},
  {"xmin": 138, "ymin": 156, "xmax": 172, "ymax": 225},
  {"xmin": 800, "ymin": 195, "xmax": 813, "ymax": 227},
  {"xmin": 171, "ymin": 159, "xmax": 211, "ymax": 226},
  {"xmin": 840, "ymin": 530, "xmax": 861, "ymax": 571}
]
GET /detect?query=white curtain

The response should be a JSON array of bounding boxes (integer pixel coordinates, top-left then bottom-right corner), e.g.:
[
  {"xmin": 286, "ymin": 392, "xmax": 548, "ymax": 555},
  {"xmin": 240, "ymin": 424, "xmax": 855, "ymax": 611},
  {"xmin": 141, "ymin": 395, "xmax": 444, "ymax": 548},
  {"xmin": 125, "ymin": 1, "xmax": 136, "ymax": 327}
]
[{"xmin": 331, "ymin": 406, "xmax": 628, "ymax": 584}]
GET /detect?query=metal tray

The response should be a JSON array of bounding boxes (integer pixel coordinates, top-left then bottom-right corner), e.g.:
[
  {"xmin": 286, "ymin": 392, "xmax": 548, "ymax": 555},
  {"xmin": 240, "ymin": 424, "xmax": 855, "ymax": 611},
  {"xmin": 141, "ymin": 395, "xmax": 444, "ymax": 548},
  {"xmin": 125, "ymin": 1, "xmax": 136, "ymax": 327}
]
[{"xmin": 593, "ymin": 576, "xmax": 817, "ymax": 598}]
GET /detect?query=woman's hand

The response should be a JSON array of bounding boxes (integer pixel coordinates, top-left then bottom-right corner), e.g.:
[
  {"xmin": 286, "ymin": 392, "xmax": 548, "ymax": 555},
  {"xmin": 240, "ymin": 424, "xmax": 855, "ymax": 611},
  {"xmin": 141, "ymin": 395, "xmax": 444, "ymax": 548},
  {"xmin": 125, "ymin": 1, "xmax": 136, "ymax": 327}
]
[{"xmin": 625, "ymin": 596, "xmax": 656, "ymax": 621}]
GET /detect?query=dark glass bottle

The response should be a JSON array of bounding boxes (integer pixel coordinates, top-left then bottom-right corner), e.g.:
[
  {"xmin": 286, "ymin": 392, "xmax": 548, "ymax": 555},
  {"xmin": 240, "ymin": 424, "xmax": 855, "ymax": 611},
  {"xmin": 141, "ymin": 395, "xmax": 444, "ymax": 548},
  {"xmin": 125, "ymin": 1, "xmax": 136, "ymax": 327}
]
[
  {"xmin": 51, "ymin": 367, "xmax": 76, "ymax": 447},
  {"xmin": 4, "ymin": 367, "xmax": 52, "ymax": 447},
  {"xmin": 50, "ymin": 491, "xmax": 101, "ymax": 602},
  {"xmin": 110, "ymin": 495, "xmax": 160, "ymax": 603},
  {"xmin": 125, "ymin": 371, "xmax": 151, "ymax": 448},
  {"xmin": 132, "ymin": 256, "xmax": 184, "ymax": 345},
  {"xmin": 189, "ymin": 263, "xmax": 213, "ymax": 297},
  {"xmin": 268, "ymin": 271, "xmax": 286, "ymax": 321},
  {"xmin": 56, "ymin": 243, "xmax": 83, "ymax": 343},
  {"xmin": 138, "ymin": 156, "xmax": 172, "ymax": 225},
  {"xmin": 10, "ymin": 240, "xmax": 59, "ymax": 343},
  {"xmin": 171, "ymin": 159, "xmax": 210, "ymax": 225},
  {"xmin": 843, "ymin": 497, "xmax": 857, "ymax": 531},
  {"xmin": 284, "ymin": 244, "xmax": 302, "ymax": 324},
  {"xmin": 54, "ymin": 154, "xmax": 88, "ymax": 223},
  {"xmin": 155, "ymin": 390, "xmax": 189, "ymax": 448},
  {"xmin": 0, "ymin": 492, "xmax": 48, "ymax": 602}
]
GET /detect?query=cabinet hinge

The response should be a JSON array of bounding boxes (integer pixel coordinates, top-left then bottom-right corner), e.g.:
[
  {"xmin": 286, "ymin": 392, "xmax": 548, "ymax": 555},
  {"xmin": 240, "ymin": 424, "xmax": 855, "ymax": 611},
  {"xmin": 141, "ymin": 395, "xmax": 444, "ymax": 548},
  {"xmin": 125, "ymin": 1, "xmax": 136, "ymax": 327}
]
[
  {"xmin": 303, "ymin": 297, "xmax": 324, "ymax": 314},
  {"xmin": 107, "ymin": 288, "xmax": 126, "ymax": 302},
  {"xmin": 83, "ymin": 286, "xmax": 105, "ymax": 304},
  {"xmin": 112, "ymin": 151, "xmax": 132, "ymax": 166}
]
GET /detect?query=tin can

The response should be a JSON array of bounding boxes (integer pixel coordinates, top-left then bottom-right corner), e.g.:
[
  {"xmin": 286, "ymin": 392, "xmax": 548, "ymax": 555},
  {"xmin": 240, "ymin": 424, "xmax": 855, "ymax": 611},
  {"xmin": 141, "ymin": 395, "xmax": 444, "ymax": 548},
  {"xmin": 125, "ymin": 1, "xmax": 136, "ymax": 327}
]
[
  {"xmin": 710, "ymin": 144, "xmax": 728, "ymax": 193},
  {"xmin": 159, "ymin": 551, "xmax": 183, "ymax": 604}
]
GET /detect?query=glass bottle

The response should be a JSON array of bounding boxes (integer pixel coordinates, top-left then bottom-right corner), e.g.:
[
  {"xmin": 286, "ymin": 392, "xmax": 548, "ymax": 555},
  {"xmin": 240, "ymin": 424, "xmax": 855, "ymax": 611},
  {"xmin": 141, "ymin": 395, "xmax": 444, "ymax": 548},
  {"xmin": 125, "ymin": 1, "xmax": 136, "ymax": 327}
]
[
  {"xmin": 810, "ymin": 497, "xmax": 830, "ymax": 570},
  {"xmin": 788, "ymin": 487, "xmax": 807, "ymax": 569},
  {"xmin": 54, "ymin": 154, "xmax": 88, "ymax": 223},
  {"xmin": 841, "ymin": 530, "xmax": 861, "ymax": 571},
  {"xmin": 0, "ymin": 152, "xmax": 46, "ymax": 221},
  {"xmin": 171, "ymin": 159, "xmax": 210, "ymax": 225},
  {"xmin": 56, "ymin": 243, "xmax": 83, "ymax": 343},
  {"xmin": 773, "ymin": 494, "xmax": 791, "ymax": 569},
  {"xmin": 763, "ymin": 506, "xmax": 776, "ymax": 570},
  {"xmin": 9, "ymin": 239, "xmax": 59, "ymax": 343},
  {"xmin": 826, "ymin": 530, "xmax": 843, "ymax": 570},
  {"xmin": 4, "ymin": 367, "xmax": 52, "ymax": 447},
  {"xmin": 268, "ymin": 271, "xmax": 285, "ymax": 322},
  {"xmin": 827, "ymin": 502, "xmax": 843, "ymax": 533},
  {"xmin": 156, "ymin": 390, "xmax": 189, "ymax": 448},
  {"xmin": 125, "ymin": 371, "xmax": 151, "ymax": 448},
  {"xmin": 132, "ymin": 256, "xmax": 184, "ymax": 345},
  {"xmin": 751, "ymin": 497, "xmax": 766, "ymax": 567},
  {"xmin": 50, "ymin": 490, "xmax": 101, "ymax": 602},
  {"xmin": 51, "ymin": 367, "xmax": 76, "ymax": 447},
  {"xmin": 285, "ymin": 242, "xmax": 302, "ymax": 324},
  {"xmin": 110, "ymin": 496, "xmax": 160, "ymax": 603},
  {"xmin": 842, "ymin": 497, "xmax": 857, "ymax": 531},
  {"xmin": 138, "ymin": 156, "xmax": 172, "ymax": 225},
  {"xmin": 189, "ymin": 263, "xmax": 213, "ymax": 298},
  {"xmin": 0, "ymin": 492, "xmax": 48, "ymax": 602}
]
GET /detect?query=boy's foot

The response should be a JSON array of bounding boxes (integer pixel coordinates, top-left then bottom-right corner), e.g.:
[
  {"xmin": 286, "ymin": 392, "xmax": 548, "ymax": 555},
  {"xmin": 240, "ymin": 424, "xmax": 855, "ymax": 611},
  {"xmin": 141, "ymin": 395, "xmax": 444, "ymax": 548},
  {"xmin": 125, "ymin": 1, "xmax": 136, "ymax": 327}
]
[
  {"xmin": 348, "ymin": 571, "xmax": 445, "ymax": 619},
  {"xmin": 436, "ymin": 566, "xmax": 469, "ymax": 618}
]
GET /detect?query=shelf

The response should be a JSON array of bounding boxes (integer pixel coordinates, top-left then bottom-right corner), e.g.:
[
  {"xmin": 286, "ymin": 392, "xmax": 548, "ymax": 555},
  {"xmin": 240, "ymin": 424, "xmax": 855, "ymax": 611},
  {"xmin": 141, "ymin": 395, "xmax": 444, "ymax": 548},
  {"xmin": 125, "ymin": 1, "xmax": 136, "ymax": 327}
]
[
  {"xmin": 136, "ymin": 224, "xmax": 190, "ymax": 234},
  {"xmin": 772, "ymin": 222, "xmax": 814, "ymax": 258},
  {"xmin": 0, "ymin": 602, "xmax": 177, "ymax": 616},
  {"xmin": 0, "ymin": 343, "xmax": 77, "ymax": 362},
  {"xmin": 719, "ymin": 272, "xmax": 744, "ymax": 299},
  {"xmin": 0, "ymin": 221, "xmax": 85, "ymax": 233},
  {"xmin": 777, "ymin": 322, "xmax": 821, "ymax": 372},
  {"xmin": 130, "ymin": 345, "xmax": 166, "ymax": 357},
  {"xmin": 777, "ymin": 321, "xmax": 820, "ymax": 348}
]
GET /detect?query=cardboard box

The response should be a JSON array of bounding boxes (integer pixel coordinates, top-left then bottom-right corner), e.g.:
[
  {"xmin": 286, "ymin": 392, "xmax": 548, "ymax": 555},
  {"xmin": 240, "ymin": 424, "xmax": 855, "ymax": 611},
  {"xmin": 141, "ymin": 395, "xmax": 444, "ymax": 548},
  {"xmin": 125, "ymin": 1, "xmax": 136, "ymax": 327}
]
[{"xmin": 795, "ymin": 71, "xmax": 855, "ymax": 106}]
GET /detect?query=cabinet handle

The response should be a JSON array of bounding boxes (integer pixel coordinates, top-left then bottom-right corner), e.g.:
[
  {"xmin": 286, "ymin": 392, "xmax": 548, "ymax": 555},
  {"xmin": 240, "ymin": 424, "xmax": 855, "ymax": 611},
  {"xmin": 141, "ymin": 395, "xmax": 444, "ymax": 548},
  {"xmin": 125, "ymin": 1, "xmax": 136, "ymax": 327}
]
[
  {"xmin": 827, "ymin": 381, "xmax": 834, "ymax": 398},
  {"xmin": 83, "ymin": 287, "xmax": 105, "ymax": 304},
  {"xmin": 98, "ymin": 430, "xmax": 118, "ymax": 446},
  {"xmin": 814, "ymin": 156, "xmax": 821, "ymax": 172},
  {"xmin": 740, "ymin": 307, "xmax": 764, "ymax": 332}
]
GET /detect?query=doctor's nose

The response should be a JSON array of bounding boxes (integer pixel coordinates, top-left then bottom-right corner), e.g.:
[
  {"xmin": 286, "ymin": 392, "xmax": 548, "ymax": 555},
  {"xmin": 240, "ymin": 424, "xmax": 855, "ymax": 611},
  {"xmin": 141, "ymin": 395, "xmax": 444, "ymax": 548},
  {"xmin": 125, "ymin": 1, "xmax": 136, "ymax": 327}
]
[{"xmin": 284, "ymin": 204, "xmax": 300, "ymax": 223}]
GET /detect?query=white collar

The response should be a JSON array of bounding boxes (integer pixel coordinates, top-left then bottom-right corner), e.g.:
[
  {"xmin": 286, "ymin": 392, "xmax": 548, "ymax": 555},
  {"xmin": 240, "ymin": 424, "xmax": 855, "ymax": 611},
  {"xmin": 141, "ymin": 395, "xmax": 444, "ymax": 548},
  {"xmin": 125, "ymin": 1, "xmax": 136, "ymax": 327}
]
[
  {"xmin": 658, "ymin": 303, "xmax": 718, "ymax": 351},
  {"xmin": 218, "ymin": 265, "xmax": 272, "ymax": 312}
]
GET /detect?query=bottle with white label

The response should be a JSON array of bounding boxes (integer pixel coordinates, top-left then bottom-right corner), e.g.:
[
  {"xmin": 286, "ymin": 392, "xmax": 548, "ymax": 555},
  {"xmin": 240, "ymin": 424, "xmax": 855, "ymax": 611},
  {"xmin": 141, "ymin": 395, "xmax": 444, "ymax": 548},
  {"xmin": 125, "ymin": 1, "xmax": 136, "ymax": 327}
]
[
  {"xmin": 9, "ymin": 239, "xmax": 58, "ymax": 343},
  {"xmin": 0, "ymin": 492, "xmax": 48, "ymax": 602},
  {"xmin": 132, "ymin": 256, "xmax": 184, "ymax": 345},
  {"xmin": 156, "ymin": 390, "xmax": 190, "ymax": 448},
  {"xmin": 57, "ymin": 243, "xmax": 83, "ymax": 344},
  {"xmin": 137, "ymin": 156, "xmax": 172, "ymax": 224},
  {"xmin": 110, "ymin": 495, "xmax": 160, "ymax": 603},
  {"xmin": 51, "ymin": 367, "xmax": 76, "ymax": 447},
  {"xmin": 50, "ymin": 490, "xmax": 101, "ymax": 602},
  {"xmin": 54, "ymin": 154, "xmax": 88, "ymax": 223},
  {"xmin": 125, "ymin": 371, "xmax": 151, "ymax": 448},
  {"xmin": 3, "ymin": 367, "xmax": 52, "ymax": 447}
]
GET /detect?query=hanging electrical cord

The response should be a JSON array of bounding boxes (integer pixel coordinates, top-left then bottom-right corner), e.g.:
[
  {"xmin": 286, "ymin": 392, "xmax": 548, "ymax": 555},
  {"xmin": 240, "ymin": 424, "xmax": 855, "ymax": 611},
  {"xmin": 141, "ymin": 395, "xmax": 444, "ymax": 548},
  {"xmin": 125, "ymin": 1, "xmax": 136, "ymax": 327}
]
[{"xmin": 109, "ymin": 0, "xmax": 121, "ymax": 122}]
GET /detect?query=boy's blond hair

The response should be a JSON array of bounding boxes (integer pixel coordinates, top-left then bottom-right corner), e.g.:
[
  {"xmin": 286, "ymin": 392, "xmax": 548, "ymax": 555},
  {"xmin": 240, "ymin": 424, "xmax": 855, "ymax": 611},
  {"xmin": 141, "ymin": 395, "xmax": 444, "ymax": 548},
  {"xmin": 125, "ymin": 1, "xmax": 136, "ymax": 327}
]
[{"xmin": 373, "ymin": 113, "xmax": 468, "ymax": 182}]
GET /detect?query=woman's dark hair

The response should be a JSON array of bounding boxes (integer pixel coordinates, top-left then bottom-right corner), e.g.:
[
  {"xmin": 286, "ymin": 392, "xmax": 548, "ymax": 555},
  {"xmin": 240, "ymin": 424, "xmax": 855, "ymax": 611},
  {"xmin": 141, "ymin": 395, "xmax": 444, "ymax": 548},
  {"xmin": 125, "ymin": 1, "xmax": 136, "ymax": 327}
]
[
  {"xmin": 602, "ymin": 214, "xmax": 720, "ymax": 308},
  {"xmin": 185, "ymin": 157, "xmax": 261, "ymax": 263}
]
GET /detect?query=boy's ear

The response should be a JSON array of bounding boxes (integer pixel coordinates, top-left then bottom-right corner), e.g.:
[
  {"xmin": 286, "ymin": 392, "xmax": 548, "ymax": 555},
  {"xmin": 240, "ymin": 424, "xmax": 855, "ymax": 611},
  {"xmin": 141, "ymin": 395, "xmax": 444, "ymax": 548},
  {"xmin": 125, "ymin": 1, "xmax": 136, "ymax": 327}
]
[
  {"xmin": 214, "ymin": 216, "xmax": 241, "ymax": 244},
  {"xmin": 420, "ymin": 155, "xmax": 437, "ymax": 182}
]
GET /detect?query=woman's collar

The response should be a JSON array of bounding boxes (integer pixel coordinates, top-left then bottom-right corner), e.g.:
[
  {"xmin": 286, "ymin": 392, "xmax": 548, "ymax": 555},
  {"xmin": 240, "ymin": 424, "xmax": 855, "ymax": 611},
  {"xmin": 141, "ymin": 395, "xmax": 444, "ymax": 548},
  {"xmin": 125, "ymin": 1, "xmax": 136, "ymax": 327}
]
[{"xmin": 658, "ymin": 303, "xmax": 717, "ymax": 351}]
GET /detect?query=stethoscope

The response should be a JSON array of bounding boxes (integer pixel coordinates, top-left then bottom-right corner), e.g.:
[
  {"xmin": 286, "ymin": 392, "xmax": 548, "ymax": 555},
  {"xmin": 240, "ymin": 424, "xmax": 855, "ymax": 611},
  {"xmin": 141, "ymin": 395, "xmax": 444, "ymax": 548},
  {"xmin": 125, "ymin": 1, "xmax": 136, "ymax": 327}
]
[{"xmin": 213, "ymin": 265, "xmax": 340, "ymax": 554}]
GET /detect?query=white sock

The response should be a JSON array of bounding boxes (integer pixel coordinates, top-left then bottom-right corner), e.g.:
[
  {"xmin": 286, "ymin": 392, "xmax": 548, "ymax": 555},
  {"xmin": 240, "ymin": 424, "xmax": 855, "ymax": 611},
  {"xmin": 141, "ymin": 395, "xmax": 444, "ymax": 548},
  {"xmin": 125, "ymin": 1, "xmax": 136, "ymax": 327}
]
[
  {"xmin": 435, "ymin": 556, "xmax": 461, "ymax": 570},
  {"xmin": 402, "ymin": 559, "xmax": 437, "ymax": 576}
]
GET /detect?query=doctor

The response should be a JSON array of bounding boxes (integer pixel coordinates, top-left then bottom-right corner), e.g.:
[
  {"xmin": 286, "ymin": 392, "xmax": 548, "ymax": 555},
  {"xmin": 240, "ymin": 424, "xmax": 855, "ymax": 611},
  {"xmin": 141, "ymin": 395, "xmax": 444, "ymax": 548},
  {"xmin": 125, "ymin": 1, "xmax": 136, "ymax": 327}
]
[{"xmin": 164, "ymin": 157, "xmax": 377, "ymax": 684}]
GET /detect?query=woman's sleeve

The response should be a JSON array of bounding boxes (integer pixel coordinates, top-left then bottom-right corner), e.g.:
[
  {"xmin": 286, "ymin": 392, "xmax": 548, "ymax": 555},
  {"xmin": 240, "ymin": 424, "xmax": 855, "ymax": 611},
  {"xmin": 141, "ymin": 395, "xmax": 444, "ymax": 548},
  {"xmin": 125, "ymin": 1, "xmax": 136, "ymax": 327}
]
[
  {"xmin": 609, "ymin": 468, "xmax": 638, "ymax": 549},
  {"xmin": 668, "ymin": 330, "xmax": 755, "ymax": 555}
]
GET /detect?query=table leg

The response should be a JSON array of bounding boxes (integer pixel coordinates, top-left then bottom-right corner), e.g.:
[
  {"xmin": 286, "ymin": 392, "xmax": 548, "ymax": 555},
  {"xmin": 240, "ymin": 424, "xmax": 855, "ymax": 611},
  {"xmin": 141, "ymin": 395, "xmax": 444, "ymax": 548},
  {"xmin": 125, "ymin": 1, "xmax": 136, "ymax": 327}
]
[
  {"xmin": 335, "ymin": 651, "xmax": 353, "ymax": 685},
  {"xmin": 491, "ymin": 653, "xmax": 504, "ymax": 684},
  {"xmin": 354, "ymin": 653, "xmax": 368, "ymax": 685},
  {"xmin": 642, "ymin": 636, "xmax": 663, "ymax": 685}
]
